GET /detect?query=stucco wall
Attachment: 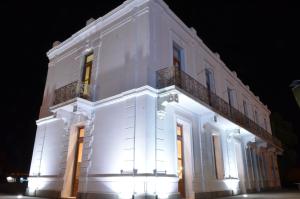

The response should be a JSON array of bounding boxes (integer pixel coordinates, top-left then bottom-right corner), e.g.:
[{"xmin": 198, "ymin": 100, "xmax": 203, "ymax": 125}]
[{"xmin": 149, "ymin": 0, "xmax": 271, "ymax": 133}]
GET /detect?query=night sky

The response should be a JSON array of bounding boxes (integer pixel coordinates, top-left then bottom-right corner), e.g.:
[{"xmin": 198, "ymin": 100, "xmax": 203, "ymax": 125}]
[{"xmin": 0, "ymin": 1, "xmax": 299, "ymax": 174}]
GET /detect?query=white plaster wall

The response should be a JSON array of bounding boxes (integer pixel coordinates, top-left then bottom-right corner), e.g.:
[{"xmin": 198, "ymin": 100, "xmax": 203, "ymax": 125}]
[
  {"xmin": 29, "ymin": 125, "xmax": 44, "ymax": 176},
  {"xmin": 40, "ymin": 2, "xmax": 151, "ymax": 119},
  {"xmin": 149, "ymin": 0, "xmax": 272, "ymax": 133},
  {"xmin": 162, "ymin": 104, "xmax": 239, "ymax": 194},
  {"xmin": 29, "ymin": 118, "xmax": 65, "ymax": 191},
  {"xmin": 86, "ymin": 93, "xmax": 157, "ymax": 192},
  {"xmin": 30, "ymin": 89, "xmax": 159, "ymax": 196},
  {"xmin": 96, "ymin": 10, "xmax": 150, "ymax": 100},
  {"xmin": 40, "ymin": 0, "xmax": 271, "ymax": 132}
]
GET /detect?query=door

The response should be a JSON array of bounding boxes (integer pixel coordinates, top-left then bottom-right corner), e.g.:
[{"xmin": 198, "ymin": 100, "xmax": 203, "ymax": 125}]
[
  {"xmin": 71, "ymin": 127, "xmax": 85, "ymax": 197},
  {"xmin": 177, "ymin": 123, "xmax": 185, "ymax": 198}
]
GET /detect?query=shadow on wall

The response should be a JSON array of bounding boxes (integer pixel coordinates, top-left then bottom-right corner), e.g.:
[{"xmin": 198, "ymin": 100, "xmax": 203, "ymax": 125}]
[{"xmin": 95, "ymin": 45, "xmax": 148, "ymax": 100}]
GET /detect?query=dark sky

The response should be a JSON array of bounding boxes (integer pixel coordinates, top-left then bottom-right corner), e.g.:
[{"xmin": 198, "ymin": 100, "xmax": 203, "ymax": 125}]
[{"xmin": 0, "ymin": 1, "xmax": 299, "ymax": 174}]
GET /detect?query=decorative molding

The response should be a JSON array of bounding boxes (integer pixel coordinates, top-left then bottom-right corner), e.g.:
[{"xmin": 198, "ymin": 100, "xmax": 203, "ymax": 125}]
[{"xmin": 47, "ymin": 0, "xmax": 151, "ymax": 60}]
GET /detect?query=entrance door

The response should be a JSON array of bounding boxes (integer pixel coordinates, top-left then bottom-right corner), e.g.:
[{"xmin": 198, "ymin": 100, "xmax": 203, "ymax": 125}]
[
  {"xmin": 71, "ymin": 127, "xmax": 85, "ymax": 197},
  {"xmin": 177, "ymin": 123, "xmax": 185, "ymax": 198}
]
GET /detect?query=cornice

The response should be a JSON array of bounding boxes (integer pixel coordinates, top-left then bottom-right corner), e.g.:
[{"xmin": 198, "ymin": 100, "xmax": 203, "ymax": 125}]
[
  {"xmin": 47, "ymin": 0, "xmax": 151, "ymax": 60},
  {"xmin": 152, "ymin": 0, "xmax": 270, "ymax": 113},
  {"xmin": 46, "ymin": 0, "xmax": 270, "ymax": 113}
]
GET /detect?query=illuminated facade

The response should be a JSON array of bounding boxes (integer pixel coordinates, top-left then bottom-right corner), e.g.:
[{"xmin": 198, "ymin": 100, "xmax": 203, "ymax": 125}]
[{"xmin": 28, "ymin": 0, "xmax": 282, "ymax": 198}]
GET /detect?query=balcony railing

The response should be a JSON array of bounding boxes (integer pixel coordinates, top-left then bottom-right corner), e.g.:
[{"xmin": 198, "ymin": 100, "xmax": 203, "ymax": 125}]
[
  {"xmin": 156, "ymin": 66, "xmax": 282, "ymax": 149},
  {"xmin": 53, "ymin": 81, "xmax": 91, "ymax": 105}
]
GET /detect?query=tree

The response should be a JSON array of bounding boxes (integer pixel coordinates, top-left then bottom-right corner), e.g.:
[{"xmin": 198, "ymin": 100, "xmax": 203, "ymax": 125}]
[
  {"xmin": 271, "ymin": 112, "xmax": 298, "ymax": 186},
  {"xmin": 290, "ymin": 80, "xmax": 300, "ymax": 108}
]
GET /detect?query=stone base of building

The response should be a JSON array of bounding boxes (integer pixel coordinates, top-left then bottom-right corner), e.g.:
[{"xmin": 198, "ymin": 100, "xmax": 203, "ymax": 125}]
[
  {"xmin": 246, "ymin": 188, "xmax": 257, "ymax": 193},
  {"xmin": 195, "ymin": 190, "xmax": 233, "ymax": 199},
  {"xmin": 77, "ymin": 192, "xmax": 180, "ymax": 199},
  {"xmin": 260, "ymin": 186, "xmax": 282, "ymax": 192},
  {"xmin": 25, "ymin": 188, "xmax": 61, "ymax": 198},
  {"xmin": 77, "ymin": 192, "xmax": 119, "ymax": 199}
]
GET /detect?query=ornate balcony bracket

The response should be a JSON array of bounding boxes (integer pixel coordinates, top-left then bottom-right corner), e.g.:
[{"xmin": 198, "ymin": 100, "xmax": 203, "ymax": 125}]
[{"xmin": 157, "ymin": 93, "xmax": 179, "ymax": 119}]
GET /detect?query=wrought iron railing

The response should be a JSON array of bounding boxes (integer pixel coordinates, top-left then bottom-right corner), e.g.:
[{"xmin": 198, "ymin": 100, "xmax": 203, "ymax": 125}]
[
  {"xmin": 156, "ymin": 66, "xmax": 282, "ymax": 149},
  {"xmin": 53, "ymin": 81, "xmax": 91, "ymax": 105}
]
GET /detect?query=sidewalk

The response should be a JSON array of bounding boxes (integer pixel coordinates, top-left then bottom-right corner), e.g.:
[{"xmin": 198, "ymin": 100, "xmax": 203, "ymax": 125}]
[
  {"xmin": 0, "ymin": 194, "xmax": 48, "ymax": 199},
  {"xmin": 1, "ymin": 191, "xmax": 300, "ymax": 199},
  {"xmin": 219, "ymin": 190, "xmax": 300, "ymax": 199}
]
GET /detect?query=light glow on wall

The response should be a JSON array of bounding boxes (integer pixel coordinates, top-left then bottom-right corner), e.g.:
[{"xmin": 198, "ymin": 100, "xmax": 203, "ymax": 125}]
[
  {"xmin": 109, "ymin": 176, "xmax": 175, "ymax": 199},
  {"xmin": 27, "ymin": 177, "xmax": 46, "ymax": 194},
  {"xmin": 224, "ymin": 178, "xmax": 239, "ymax": 195},
  {"xmin": 110, "ymin": 177, "xmax": 134, "ymax": 199}
]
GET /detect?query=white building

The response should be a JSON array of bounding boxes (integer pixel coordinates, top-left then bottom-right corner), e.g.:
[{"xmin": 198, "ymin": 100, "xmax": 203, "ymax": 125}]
[{"xmin": 27, "ymin": 0, "xmax": 282, "ymax": 198}]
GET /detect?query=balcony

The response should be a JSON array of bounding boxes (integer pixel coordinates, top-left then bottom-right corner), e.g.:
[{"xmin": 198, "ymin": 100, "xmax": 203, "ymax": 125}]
[
  {"xmin": 156, "ymin": 66, "xmax": 282, "ymax": 149},
  {"xmin": 53, "ymin": 81, "xmax": 91, "ymax": 106}
]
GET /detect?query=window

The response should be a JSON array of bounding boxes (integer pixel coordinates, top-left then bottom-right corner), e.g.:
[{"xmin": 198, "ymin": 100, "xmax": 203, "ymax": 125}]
[
  {"xmin": 212, "ymin": 134, "xmax": 224, "ymax": 180},
  {"xmin": 205, "ymin": 68, "xmax": 215, "ymax": 93},
  {"xmin": 227, "ymin": 87, "xmax": 235, "ymax": 107},
  {"xmin": 243, "ymin": 100, "xmax": 248, "ymax": 117},
  {"xmin": 254, "ymin": 110, "xmax": 258, "ymax": 123},
  {"xmin": 173, "ymin": 43, "xmax": 182, "ymax": 69},
  {"xmin": 264, "ymin": 118, "xmax": 268, "ymax": 130},
  {"xmin": 82, "ymin": 53, "xmax": 94, "ymax": 97}
]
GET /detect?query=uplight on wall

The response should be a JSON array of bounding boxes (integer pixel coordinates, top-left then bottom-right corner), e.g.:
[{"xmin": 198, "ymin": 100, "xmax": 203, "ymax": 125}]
[{"xmin": 224, "ymin": 178, "xmax": 239, "ymax": 195}]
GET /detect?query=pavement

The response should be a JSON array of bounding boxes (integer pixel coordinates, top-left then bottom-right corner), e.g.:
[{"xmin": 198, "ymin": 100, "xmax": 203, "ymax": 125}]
[
  {"xmin": 0, "ymin": 191, "xmax": 300, "ymax": 199},
  {"xmin": 0, "ymin": 194, "xmax": 48, "ymax": 199},
  {"xmin": 219, "ymin": 190, "xmax": 300, "ymax": 199}
]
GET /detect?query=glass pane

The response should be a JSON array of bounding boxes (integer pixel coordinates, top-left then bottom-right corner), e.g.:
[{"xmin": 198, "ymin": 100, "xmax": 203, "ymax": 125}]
[
  {"xmin": 177, "ymin": 125, "xmax": 182, "ymax": 136},
  {"xmin": 178, "ymin": 159, "xmax": 183, "ymax": 179},
  {"xmin": 173, "ymin": 46, "xmax": 181, "ymax": 67},
  {"xmin": 83, "ymin": 83, "xmax": 89, "ymax": 96},
  {"xmin": 173, "ymin": 46, "xmax": 180, "ymax": 59},
  {"xmin": 85, "ymin": 66, "xmax": 91, "ymax": 81},
  {"xmin": 77, "ymin": 143, "xmax": 83, "ymax": 163},
  {"xmin": 79, "ymin": 128, "xmax": 85, "ymax": 137},
  {"xmin": 177, "ymin": 140, "xmax": 182, "ymax": 159},
  {"xmin": 86, "ymin": 54, "xmax": 94, "ymax": 63},
  {"xmin": 173, "ymin": 58, "xmax": 180, "ymax": 68}
]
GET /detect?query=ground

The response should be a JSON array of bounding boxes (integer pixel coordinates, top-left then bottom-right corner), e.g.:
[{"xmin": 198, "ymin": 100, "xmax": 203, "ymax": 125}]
[
  {"xmin": 219, "ymin": 190, "xmax": 300, "ymax": 199},
  {"xmin": 0, "ymin": 195, "xmax": 48, "ymax": 199},
  {"xmin": 1, "ymin": 191, "xmax": 300, "ymax": 199}
]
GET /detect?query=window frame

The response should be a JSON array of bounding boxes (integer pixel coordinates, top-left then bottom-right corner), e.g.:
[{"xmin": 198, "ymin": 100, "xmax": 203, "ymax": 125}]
[
  {"xmin": 243, "ymin": 100, "xmax": 249, "ymax": 117},
  {"xmin": 227, "ymin": 87, "xmax": 236, "ymax": 108},
  {"xmin": 81, "ymin": 52, "xmax": 94, "ymax": 84},
  {"xmin": 173, "ymin": 42, "xmax": 184, "ymax": 70},
  {"xmin": 205, "ymin": 68, "xmax": 216, "ymax": 93}
]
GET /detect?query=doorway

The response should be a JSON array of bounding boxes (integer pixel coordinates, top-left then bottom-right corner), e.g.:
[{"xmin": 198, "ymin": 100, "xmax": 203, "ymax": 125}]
[
  {"xmin": 71, "ymin": 127, "xmax": 85, "ymax": 197},
  {"xmin": 177, "ymin": 123, "xmax": 185, "ymax": 198}
]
